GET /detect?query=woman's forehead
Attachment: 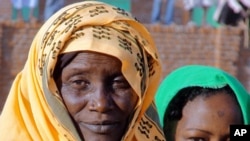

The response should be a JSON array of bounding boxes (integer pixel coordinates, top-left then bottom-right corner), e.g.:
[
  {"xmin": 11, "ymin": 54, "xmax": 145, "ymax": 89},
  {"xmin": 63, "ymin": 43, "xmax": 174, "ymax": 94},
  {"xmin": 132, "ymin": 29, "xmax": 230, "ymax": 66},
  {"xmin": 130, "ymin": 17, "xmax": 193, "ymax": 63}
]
[
  {"xmin": 182, "ymin": 92, "xmax": 243, "ymax": 124},
  {"xmin": 64, "ymin": 52, "xmax": 121, "ymax": 69}
]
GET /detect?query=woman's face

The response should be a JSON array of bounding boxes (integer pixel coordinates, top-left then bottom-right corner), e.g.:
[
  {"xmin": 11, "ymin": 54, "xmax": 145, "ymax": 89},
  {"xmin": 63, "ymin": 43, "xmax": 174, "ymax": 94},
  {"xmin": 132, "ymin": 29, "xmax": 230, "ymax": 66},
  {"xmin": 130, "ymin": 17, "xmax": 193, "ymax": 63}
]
[
  {"xmin": 58, "ymin": 52, "xmax": 138, "ymax": 141},
  {"xmin": 175, "ymin": 92, "xmax": 243, "ymax": 141}
]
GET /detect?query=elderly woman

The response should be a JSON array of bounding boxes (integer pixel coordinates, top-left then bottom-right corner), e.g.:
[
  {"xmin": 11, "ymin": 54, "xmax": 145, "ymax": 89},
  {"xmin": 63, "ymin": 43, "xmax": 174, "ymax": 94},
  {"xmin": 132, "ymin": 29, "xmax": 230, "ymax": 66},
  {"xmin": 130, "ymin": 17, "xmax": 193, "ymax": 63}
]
[
  {"xmin": 155, "ymin": 65, "xmax": 250, "ymax": 141},
  {"xmin": 0, "ymin": 1, "xmax": 165, "ymax": 141}
]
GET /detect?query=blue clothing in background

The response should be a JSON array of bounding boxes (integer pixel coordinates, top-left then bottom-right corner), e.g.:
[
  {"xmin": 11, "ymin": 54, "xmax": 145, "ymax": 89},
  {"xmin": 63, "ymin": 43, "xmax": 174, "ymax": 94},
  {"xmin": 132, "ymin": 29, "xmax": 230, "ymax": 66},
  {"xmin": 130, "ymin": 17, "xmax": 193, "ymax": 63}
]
[{"xmin": 151, "ymin": 0, "xmax": 175, "ymax": 25}]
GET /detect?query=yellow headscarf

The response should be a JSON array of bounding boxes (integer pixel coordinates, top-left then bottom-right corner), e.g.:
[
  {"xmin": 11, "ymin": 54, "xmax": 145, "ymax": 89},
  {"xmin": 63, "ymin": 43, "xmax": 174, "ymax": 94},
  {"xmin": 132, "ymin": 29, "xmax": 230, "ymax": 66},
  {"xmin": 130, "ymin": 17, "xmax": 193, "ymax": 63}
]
[{"xmin": 0, "ymin": 1, "xmax": 164, "ymax": 141}]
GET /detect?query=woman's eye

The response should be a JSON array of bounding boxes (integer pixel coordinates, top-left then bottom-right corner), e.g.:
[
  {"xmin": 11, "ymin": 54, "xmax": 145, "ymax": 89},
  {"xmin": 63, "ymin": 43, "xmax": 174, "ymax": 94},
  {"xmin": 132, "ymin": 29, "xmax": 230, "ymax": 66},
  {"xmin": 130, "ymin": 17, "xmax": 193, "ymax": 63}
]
[
  {"xmin": 71, "ymin": 79, "xmax": 89, "ymax": 89},
  {"xmin": 112, "ymin": 77, "xmax": 130, "ymax": 89}
]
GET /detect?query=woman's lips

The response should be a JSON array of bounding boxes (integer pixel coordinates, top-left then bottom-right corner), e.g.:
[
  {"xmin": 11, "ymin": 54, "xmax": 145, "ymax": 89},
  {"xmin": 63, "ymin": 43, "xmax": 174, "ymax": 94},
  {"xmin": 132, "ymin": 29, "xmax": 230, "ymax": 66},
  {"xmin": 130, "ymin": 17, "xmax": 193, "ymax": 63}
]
[{"xmin": 79, "ymin": 121, "xmax": 120, "ymax": 133}]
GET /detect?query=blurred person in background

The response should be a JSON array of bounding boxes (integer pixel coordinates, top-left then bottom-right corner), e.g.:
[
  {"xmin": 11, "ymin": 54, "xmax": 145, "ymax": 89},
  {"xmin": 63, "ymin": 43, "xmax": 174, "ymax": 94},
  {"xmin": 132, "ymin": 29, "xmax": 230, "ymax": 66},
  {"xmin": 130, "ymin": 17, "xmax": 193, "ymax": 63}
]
[
  {"xmin": 183, "ymin": 0, "xmax": 197, "ymax": 26},
  {"xmin": 214, "ymin": 0, "xmax": 250, "ymax": 26},
  {"xmin": 151, "ymin": 0, "xmax": 175, "ymax": 25},
  {"xmin": 183, "ymin": 0, "xmax": 217, "ymax": 26},
  {"xmin": 11, "ymin": 0, "xmax": 38, "ymax": 23},
  {"xmin": 214, "ymin": 0, "xmax": 249, "ymax": 47}
]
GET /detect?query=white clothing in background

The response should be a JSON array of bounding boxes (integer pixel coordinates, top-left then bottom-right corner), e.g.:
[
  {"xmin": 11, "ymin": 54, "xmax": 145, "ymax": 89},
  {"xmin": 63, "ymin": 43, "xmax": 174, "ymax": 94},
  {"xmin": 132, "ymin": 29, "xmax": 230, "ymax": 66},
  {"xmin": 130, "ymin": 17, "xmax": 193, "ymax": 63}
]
[
  {"xmin": 183, "ymin": 0, "xmax": 217, "ymax": 10},
  {"xmin": 11, "ymin": 0, "xmax": 38, "ymax": 9}
]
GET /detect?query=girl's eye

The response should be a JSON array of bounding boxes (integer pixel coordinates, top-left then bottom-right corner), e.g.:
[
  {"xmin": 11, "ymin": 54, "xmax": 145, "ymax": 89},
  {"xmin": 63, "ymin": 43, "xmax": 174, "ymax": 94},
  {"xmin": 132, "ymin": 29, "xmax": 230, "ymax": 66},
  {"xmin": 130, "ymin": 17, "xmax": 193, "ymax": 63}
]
[{"xmin": 188, "ymin": 137, "xmax": 206, "ymax": 141}]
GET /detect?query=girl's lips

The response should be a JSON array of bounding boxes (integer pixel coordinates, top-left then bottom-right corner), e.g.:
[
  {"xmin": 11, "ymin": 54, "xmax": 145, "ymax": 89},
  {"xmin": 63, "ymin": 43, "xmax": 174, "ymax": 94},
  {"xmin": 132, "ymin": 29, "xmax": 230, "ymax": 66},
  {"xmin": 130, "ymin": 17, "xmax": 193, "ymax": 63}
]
[{"xmin": 79, "ymin": 121, "xmax": 120, "ymax": 133}]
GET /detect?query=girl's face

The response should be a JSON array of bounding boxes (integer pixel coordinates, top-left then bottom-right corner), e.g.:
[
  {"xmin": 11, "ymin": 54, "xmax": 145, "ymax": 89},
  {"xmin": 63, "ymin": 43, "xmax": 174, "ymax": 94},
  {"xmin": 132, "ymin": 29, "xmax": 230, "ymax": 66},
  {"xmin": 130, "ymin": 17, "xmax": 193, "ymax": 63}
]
[{"xmin": 175, "ymin": 92, "xmax": 243, "ymax": 141}]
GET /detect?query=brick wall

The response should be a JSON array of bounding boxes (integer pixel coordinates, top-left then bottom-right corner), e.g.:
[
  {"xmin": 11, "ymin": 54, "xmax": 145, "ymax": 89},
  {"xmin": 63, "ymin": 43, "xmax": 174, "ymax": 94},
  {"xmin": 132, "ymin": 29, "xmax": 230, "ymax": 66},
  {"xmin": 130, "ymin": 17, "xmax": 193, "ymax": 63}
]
[
  {"xmin": 0, "ymin": 23, "xmax": 41, "ymax": 110},
  {"xmin": 146, "ymin": 25, "xmax": 244, "ymax": 78}
]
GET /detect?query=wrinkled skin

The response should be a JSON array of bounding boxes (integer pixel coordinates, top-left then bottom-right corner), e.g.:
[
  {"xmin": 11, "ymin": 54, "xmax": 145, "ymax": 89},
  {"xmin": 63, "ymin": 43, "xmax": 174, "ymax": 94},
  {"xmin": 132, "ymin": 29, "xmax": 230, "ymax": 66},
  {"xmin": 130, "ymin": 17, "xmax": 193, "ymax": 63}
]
[
  {"xmin": 175, "ymin": 92, "xmax": 243, "ymax": 141},
  {"xmin": 57, "ymin": 52, "xmax": 138, "ymax": 141}
]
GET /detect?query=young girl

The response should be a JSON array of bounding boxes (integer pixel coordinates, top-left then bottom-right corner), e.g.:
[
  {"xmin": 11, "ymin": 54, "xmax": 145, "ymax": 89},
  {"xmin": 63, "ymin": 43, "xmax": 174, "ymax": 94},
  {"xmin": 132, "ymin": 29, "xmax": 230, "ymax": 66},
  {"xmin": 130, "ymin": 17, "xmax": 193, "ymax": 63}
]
[{"xmin": 155, "ymin": 65, "xmax": 250, "ymax": 141}]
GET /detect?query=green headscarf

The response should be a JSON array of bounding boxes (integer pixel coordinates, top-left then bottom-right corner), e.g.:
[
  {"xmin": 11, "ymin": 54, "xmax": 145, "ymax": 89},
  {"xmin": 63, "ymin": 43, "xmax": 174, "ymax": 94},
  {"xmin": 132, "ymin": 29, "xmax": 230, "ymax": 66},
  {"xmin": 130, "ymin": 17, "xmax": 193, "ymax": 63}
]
[{"xmin": 155, "ymin": 65, "xmax": 250, "ymax": 127}]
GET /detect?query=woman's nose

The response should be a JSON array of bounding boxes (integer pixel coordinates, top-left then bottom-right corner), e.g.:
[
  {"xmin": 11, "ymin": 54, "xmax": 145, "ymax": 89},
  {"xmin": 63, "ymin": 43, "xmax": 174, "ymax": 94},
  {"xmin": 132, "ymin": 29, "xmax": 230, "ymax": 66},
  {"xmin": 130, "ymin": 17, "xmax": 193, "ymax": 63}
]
[{"xmin": 88, "ymin": 87, "xmax": 113, "ymax": 112}]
